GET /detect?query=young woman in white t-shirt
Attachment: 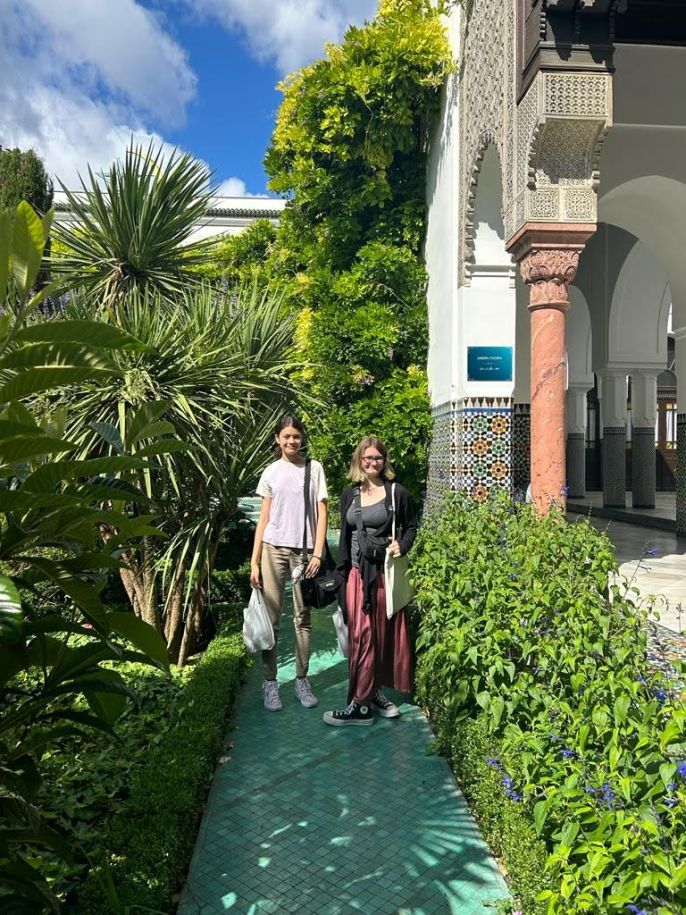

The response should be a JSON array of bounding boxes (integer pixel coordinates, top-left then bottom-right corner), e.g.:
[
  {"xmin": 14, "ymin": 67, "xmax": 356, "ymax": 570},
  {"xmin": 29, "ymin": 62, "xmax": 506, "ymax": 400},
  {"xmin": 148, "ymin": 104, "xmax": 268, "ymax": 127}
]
[{"xmin": 250, "ymin": 415, "xmax": 329, "ymax": 711}]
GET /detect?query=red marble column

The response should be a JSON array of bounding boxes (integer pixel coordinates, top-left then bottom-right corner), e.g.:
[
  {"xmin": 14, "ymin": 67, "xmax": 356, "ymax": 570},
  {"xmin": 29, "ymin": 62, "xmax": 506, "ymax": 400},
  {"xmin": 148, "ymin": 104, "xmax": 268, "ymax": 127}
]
[{"xmin": 507, "ymin": 224, "xmax": 595, "ymax": 512}]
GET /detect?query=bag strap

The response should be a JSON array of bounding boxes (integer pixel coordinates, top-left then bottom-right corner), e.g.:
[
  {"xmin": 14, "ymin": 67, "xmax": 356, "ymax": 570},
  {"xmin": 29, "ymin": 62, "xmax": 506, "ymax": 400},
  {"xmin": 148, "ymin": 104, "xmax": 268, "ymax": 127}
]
[
  {"xmin": 391, "ymin": 482, "xmax": 397, "ymax": 543},
  {"xmin": 302, "ymin": 459, "xmax": 312, "ymax": 565}
]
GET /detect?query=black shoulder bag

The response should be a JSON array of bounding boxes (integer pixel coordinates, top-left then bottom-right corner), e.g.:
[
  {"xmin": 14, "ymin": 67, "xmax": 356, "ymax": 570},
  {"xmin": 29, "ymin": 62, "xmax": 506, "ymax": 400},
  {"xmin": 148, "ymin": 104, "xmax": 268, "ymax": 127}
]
[{"xmin": 299, "ymin": 460, "xmax": 343, "ymax": 609}]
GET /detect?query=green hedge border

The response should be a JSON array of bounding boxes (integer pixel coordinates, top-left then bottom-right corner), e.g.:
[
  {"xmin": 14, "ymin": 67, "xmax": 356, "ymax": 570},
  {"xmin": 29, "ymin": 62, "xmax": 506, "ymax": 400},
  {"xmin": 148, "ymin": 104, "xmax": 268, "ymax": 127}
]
[{"xmin": 70, "ymin": 622, "xmax": 249, "ymax": 914}]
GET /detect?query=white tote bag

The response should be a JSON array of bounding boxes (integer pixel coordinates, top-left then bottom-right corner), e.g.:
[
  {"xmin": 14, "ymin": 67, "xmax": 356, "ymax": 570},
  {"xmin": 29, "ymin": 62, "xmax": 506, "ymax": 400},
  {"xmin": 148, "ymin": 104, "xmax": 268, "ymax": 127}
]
[
  {"xmin": 332, "ymin": 605, "xmax": 349, "ymax": 657},
  {"xmin": 384, "ymin": 483, "xmax": 413, "ymax": 619},
  {"xmin": 242, "ymin": 587, "xmax": 275, "ymax": 653}
]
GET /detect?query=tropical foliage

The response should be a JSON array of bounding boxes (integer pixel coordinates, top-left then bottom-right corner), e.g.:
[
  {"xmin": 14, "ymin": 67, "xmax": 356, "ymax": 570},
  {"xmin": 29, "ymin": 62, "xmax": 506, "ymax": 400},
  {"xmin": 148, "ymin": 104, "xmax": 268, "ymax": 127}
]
[
  {"xmin": 42, "ymin": 284, "xmax": 298, "ymax": 664},
  {"xmin": 46, "ymin": 139, "xmax": 300, "ymax": 664},
  {"xmin": 0, "ymin": 201, "xmax": 169, "ymax": 912},
  {"xmin": 412, "ymin": 494, "xmax": 686, "ymax": 915}
]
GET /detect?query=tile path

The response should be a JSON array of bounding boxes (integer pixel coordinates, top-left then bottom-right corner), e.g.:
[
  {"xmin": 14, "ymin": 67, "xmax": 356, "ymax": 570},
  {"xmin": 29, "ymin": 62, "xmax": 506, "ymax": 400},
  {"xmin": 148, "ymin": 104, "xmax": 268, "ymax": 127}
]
[{"xmin": 178, "ymin": 590, "xmax": 509, "ymax": 914}]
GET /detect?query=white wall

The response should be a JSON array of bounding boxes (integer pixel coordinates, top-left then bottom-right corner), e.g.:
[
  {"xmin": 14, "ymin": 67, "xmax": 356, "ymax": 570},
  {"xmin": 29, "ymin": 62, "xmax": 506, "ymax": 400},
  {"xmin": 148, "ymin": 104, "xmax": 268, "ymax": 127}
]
[{"xmin": 424, "ymin": 11, "xmax": 461, "ymax": 408}]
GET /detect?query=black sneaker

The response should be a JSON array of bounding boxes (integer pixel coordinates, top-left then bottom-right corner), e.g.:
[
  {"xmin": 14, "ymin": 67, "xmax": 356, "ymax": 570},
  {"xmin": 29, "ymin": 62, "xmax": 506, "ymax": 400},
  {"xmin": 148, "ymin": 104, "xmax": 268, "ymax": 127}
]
[
  {"xmin": 371, "ymin": 689, "xmax": 400, "ymax": 718},
  {"xmin": 323, "ymin": 701, "xmax": 374, "ymax": 727}
]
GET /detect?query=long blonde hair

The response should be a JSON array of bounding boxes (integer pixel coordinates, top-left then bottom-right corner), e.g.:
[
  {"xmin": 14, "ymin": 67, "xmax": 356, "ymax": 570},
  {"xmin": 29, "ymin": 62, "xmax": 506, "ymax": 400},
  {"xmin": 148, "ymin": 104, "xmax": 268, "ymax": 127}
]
[{"xmin": 348, "ymin": 436, "xmax": 396, "ymax": 485}]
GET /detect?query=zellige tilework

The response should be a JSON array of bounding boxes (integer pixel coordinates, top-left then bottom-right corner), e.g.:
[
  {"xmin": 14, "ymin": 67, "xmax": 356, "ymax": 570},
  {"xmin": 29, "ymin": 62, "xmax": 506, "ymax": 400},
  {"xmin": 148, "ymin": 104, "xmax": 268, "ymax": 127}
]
[{"xmin": 178, "ymin": 586, "xmax": 510, "ymax": 914}]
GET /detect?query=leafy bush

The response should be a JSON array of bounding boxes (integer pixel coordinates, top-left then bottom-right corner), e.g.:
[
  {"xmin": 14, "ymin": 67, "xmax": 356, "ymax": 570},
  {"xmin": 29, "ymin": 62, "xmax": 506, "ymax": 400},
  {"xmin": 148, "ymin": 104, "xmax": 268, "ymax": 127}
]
[
  {"xmin": 412, "ymin": 494, "xmax": 686, "ymax": 915},
  {"xmin": 202, "ymin": 1, "xmax": 454, "ymax": 502},
  {"xmin": 66, "ymin": 616, "xmax": 249, "ymax": 913}
]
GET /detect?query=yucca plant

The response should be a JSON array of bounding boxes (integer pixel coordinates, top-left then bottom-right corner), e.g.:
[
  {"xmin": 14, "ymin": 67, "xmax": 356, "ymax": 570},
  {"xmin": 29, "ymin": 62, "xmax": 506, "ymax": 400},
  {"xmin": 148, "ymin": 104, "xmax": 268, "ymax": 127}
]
[{"xmin": 51, "ymin": 142, "xmax": 215, "ymax": 321}]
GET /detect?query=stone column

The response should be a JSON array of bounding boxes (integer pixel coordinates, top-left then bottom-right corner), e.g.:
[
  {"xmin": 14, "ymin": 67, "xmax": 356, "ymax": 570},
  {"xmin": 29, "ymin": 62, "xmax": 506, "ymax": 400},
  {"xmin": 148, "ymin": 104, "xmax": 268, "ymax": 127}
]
[
  {"xmin": 566, "ymin": 384, "xmax": 589, "ymax": 498},
  {"xmin": 507, "ymin": 224, "xmax": 594, "ymax": 512},
  {"xmin": 599, "ymin": 369, "xmax": 628, "ymax": 508},
  {"xmin": 631, "ymin": 370, "xmax": 659, "ymax": 509},
  {"xmin": 674, "ymin": 328, "xmax": 686, "ymax": 536}
]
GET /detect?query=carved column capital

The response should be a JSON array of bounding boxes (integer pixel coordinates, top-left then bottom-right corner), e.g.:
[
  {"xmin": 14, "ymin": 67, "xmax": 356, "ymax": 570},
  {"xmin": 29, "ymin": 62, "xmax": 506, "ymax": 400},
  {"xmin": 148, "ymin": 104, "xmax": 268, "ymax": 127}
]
[
  {"xmin": 506, "ymin": 221, "xmax": 596, "ymax": 312},
  {"xmin": 518, "ymin": 248, "xmax": 581, "ymax": 311}
]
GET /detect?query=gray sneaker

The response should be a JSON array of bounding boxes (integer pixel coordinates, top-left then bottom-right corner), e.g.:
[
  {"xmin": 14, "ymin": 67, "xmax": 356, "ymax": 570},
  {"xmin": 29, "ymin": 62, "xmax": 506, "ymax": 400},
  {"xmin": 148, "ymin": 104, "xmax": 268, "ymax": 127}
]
[
  {"xmin": 295, "ymin": 677, "xmax": 318, "ymax": 708},
  {"xmin": 263, "ymin": 679, "xmax": 282, "ymax": 711}
]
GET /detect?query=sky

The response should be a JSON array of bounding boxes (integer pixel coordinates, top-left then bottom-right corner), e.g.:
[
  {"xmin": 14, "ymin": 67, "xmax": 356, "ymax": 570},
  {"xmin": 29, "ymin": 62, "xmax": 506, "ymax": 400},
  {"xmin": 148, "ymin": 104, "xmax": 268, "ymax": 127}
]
[{"xmin": 0, "ymin": 0, "xmax": 378, "ymax": 197}]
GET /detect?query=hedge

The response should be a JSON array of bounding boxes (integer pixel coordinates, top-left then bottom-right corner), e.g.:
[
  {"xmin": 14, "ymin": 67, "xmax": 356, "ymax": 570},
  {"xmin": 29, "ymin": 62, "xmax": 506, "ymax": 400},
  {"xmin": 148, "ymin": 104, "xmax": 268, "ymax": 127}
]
[
  {"xmin": 58, "ymin": 612, "xmax": 249, "ymax": 913},
  {"xmin": 412, "ymin": 494, "xmax": 686, "ymax": 915}
]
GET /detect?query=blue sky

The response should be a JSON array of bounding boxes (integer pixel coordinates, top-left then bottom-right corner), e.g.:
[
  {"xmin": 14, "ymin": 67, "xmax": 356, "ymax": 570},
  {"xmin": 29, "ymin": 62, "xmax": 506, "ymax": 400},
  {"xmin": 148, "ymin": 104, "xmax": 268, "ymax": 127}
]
[{"xmin": 0, "ymin": 0, "xmax": 377, "ymax": 195}]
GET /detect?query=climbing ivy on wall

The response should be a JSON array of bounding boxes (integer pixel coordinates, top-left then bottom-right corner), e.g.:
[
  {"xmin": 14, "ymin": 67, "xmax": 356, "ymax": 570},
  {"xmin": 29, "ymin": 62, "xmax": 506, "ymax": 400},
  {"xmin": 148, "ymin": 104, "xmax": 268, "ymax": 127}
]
[{"xmin": 212, "ymin": 0, "xmax": 454, "ymax": 501}]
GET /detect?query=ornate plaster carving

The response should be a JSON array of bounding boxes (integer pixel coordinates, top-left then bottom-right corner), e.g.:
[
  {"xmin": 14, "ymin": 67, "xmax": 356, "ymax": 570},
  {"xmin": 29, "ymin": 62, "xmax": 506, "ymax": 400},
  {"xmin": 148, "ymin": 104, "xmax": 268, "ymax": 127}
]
[
  {"xmin": 457, "ymin": 2, "xmax": 613, "ymax": 282},
  {"xmin": 459, "ymin": 0, "xmax": 515, "ymax": 285}
]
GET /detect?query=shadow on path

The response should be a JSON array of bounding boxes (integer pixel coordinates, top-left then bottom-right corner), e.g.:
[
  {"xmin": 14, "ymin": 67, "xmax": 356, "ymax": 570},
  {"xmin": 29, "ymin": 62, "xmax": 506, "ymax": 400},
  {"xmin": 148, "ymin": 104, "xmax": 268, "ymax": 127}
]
[{"xmin": 179, "ymin": 594, "xmax": 509, "ymax": 915}]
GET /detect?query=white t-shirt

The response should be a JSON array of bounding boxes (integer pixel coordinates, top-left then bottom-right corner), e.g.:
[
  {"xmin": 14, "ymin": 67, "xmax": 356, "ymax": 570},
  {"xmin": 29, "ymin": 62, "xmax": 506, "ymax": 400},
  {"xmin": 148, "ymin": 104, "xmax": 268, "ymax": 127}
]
[{"xmin": 256, "ymin": 458, "xmax": 328, "ymax": 550}]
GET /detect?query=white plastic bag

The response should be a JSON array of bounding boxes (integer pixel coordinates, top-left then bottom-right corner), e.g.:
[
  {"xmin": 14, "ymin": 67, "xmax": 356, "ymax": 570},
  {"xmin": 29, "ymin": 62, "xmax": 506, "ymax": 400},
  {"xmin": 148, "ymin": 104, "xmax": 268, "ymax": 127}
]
[
  {"xmin": 332, "ymin": 605, "xmax": 348, "ymax": 657},
  {"xmin": 242, "ymin": 587, "xmax": 275, "ymax": 653}
]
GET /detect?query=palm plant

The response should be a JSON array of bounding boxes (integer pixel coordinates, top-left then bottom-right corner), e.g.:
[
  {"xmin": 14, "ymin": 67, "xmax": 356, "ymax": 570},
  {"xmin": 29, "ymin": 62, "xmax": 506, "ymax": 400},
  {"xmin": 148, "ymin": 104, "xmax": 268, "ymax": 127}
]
[
  {"xmin": 51, "ymin": 142, "xmax": 215, "ymax": 321},
  {"xmin": 47, "ymin": 283, "xmax": 299, "ymax": 664}
]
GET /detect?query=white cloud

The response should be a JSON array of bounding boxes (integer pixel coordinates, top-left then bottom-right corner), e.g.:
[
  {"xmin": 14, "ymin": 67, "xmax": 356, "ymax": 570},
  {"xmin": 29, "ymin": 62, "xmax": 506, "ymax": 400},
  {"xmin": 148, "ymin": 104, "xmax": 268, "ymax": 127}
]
[
  {"xmin": 215, "ymin": 177, "xmax": 261, "ymax": 197},
  {"xmin": 184, "ymin": 0, "xmax": 378, "ymax": 74},
  {"xmin": 0, "ymin": 0, "xmax": 196, "ymax": 188}
]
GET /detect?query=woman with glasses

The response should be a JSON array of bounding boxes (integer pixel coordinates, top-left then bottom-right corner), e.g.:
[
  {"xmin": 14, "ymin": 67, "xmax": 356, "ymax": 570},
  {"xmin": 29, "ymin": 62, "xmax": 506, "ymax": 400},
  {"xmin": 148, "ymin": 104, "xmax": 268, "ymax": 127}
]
[{"xmin": 323, "ymin": 436, "xmax": 416, "ymax": 727}]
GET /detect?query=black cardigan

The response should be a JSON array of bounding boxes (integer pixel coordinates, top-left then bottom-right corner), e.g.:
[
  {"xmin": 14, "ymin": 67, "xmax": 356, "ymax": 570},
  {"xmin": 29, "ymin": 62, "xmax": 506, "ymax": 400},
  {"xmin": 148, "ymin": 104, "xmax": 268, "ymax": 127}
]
[{"xmin": 337, "ymin": 481, "xmax": 417, "ymax": 614}]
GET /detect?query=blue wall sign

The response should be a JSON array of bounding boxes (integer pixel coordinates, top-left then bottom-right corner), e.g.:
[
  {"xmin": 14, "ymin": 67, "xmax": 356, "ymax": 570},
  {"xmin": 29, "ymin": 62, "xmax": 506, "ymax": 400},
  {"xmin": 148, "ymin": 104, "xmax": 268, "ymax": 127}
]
[{"xmin": 467, "ymin": 346, "xmax": 513, "ymax": 382}]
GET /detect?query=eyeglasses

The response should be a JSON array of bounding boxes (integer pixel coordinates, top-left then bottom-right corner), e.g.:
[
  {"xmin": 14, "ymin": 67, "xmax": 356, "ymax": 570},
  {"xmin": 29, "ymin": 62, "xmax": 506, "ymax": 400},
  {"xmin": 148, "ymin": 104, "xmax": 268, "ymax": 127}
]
[{"xmin": 362, "ymin": 456, "xmax": 385, "ymax": 463}]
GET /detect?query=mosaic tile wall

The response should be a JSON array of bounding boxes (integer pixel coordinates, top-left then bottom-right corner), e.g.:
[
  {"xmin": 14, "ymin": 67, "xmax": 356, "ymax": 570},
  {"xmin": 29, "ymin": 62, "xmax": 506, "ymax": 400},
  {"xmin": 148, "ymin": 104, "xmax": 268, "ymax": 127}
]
[
  {"xmin": 602, "ymin": 426, "xmax": 626, "ymax": 507},
  {"xmin": 459, "ymin": 398, "xmax": 514, "ymax": 502},
  {"xmin": 512, "ymin": 403, "xmax": 531, "ymax": 497},
  {"xmin": 426, "ymin": 401, "xmax": 459, "ymax": 512},
  {"xmin": 631, "ymin": 427, "xmax": 656, "ymax": 508},
  {"xmin": 427, "ymin": 398, "xmax": 515, "ymax": 510},
  {"xmin": 566, "ymin": 432, "xmax": 585, "ymax": 498},
  {"xmin": 677, "ymin": 414, "xmax": 686, "ymax": 536}
]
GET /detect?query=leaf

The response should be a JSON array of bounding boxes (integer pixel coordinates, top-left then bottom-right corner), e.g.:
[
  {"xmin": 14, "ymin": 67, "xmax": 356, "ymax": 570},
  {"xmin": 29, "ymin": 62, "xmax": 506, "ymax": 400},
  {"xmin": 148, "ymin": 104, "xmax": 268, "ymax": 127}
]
[
  {"xmin": 134, "ymin": 439, "xmax": 191, "ymax": 458},
  {"xmin": 125, "ymin": 400, "xmax": 173, "ymax": 446},
  {"xmin": 89, "ymin": 420, "xmax": 124, "ymax": 452},
  {"xmin": 0, "ymin": 432, "xmax": 75, "ymax": 466},
  {"xmin": 106, "ymin": 611, "xmax": 169, "ymax": 669},
  {"xmin": 11, "ymin": 200, "xmax": 45, "ymax": 296},
  {"xmin": 0, "ymin": 206, "xmax": 15, "ymax": 305},
  {"xmin": 0, "ymin": 573, "xmax": 23, "ymax": 644},
  {"xmin": 14, "ymin": 319, "xmax": 143, "ymax": 351}
]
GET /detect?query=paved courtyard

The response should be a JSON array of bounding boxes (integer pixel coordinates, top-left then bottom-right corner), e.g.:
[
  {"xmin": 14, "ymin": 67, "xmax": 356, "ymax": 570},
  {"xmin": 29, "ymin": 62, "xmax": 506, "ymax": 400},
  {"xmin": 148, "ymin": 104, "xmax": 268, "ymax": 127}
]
[{"xmin": 178, "ymin": 592, "xmax": 509, "ymax": 915}]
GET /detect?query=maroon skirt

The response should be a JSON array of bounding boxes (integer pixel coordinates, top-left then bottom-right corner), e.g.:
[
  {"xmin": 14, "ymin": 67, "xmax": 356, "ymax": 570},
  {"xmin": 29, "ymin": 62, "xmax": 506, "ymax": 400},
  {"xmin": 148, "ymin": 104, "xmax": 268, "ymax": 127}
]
[{"xmin": 346, "ymin": 566, "xmax": 412, "ymax": 704}]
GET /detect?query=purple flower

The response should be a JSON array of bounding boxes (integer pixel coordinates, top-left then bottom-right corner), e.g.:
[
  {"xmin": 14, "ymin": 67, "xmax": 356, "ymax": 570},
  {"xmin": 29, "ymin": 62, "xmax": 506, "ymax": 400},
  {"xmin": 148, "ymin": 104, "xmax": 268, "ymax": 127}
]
[
  {"xmin": 627, "ymin": 905, "xmax": 648, "ymax": 915},
  {"xmin": 486, "ymin": 757, "xmax": 502, "ymax": 769},
  {"xmin": 677, "ymin": 761, "xmax": 686, "ymax": 778},
  {"xmin": 665, "ymin": 796, "xmax": 678, "ymax": 808},
  {"xmin": 501, "ymin": 773, "xmax": 522, "ymax": 802},
  {"xmin": 560, "ymin": 748, "xmax": 577, "ymax": 759},
  {"xmin": 601, "ymin": 783, "xmax": 615, "ymax": 808},
  {"xmin": 653, "ymin": 688, "xmax": 668, "ymax": 703}
]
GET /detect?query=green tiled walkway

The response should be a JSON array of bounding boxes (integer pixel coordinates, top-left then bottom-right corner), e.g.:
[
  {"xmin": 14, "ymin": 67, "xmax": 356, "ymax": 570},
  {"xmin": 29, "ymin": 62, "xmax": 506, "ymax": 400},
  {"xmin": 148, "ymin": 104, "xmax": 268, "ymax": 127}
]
[{"xmin": 179, "ymin": 591, "xmax": 509, "ymax": 914}]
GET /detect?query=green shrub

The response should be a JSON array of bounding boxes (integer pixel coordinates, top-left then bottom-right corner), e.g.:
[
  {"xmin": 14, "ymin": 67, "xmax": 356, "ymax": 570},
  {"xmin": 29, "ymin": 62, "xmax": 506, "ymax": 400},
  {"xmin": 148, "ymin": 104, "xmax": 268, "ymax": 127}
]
[
  {"xmin": 413, "ymin": 494, "xmax": 686, "ymax": 915},
  {"xmin": 56, "ymin": 623, "xmax": 249, "ymax": 913}
]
